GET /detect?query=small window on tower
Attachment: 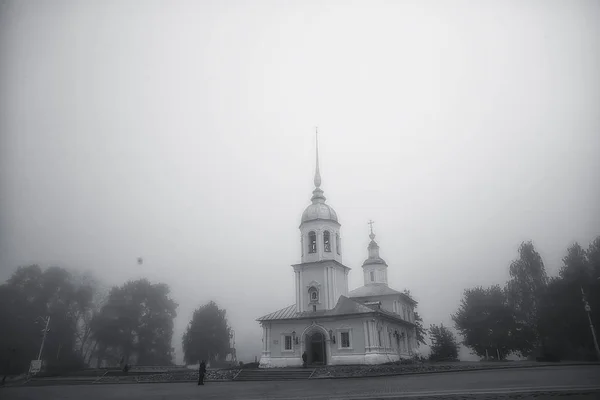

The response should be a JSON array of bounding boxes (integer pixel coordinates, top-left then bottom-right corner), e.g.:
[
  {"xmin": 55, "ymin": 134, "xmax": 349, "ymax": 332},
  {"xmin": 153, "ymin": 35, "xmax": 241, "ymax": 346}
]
[
  {"xmin": 370, "ymin": 271, "xmax": 375, "ymax": 282},
  {"xmin": 323, "ymin": 231, "xmax": 331, "ymax": 252},
  {"xmin": 313, "ymin": 305, "xmax": 317, "ymax": 312},
  {"xmin": 336, "ymin": 233, "xmax": 341, "ymax": 255},
  {"xmin": 308, "ymin": 231, "xmax": 317, "ymax": 253}
]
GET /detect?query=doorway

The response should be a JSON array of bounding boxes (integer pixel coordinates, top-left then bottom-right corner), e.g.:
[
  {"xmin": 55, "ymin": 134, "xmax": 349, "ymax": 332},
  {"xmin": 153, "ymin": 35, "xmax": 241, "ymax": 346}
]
[{"xmin": 306, "ymin": 332, "xmax": 326, "ymax": 365}]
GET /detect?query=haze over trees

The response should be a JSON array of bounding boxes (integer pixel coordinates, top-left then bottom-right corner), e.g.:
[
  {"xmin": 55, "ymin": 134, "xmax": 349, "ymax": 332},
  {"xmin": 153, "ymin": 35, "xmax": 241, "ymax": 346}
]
[
  {"xmin": 452, "ymin": 285, "xmax": 516, "ymax": 360},
  {"xmin": 453, "ymin": 236, "xmax": 600, "ymax": 361},
  {"xmin": 2, "ymin": 236, "xmax": 598, "ymax": 375},
  {"xmin": 0, "ymin": 266, "xmax": 179, "ymax": 374},
  {"xmin": 90, "ymin": 279, "xmax": 178, "ymax": 366},
  {"xmin": 0, "ymin": 265, "xmax": 96, "ymax": 374},
  {"xmin": 428, "ymin": 324, "xmax": 459, "ymax": 362},
  {"xmin": 182, "ymin": 301, "xmax": 231, "ymax": 365}
]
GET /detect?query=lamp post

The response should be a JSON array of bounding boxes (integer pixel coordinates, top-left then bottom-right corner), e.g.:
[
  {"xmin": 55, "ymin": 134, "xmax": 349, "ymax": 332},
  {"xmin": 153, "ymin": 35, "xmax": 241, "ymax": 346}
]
[
  {"xmin": 581, "ymin": 286, "xmax": 600, "ymax": 361},
  {"xmin": 37, "ymin": 316, "xmax": 51, "ymax": 361},
  {"xmin": 229, "ymin": 330, "xmax": 237, "ymax": 365}
]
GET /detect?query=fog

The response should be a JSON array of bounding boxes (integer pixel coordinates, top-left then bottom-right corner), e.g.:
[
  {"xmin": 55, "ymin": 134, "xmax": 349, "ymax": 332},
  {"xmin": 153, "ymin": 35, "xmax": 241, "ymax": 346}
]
[{"xmin": 1, "ymin": 0, "xmax": 599, "ymax": 363}]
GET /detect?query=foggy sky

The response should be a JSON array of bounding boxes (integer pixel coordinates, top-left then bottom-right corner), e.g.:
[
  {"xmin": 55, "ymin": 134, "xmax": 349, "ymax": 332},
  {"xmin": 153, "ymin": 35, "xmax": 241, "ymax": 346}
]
[{"xmin": 1, "ymin": 0, "xmax": 599, "ymax": 362}]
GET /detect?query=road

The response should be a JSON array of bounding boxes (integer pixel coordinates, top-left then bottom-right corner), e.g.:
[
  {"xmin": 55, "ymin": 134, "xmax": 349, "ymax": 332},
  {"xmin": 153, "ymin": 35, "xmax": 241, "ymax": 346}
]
[{"xmin": 2, "ymin": 365, "xmax": 599, "ymax": 400}]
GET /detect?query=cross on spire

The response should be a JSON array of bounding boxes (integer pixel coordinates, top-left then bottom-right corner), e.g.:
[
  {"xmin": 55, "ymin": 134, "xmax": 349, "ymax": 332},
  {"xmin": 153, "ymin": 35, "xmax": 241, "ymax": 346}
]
[{"xmin": 368, "ymin": 220, "xmax": 376, "ymax": 240}]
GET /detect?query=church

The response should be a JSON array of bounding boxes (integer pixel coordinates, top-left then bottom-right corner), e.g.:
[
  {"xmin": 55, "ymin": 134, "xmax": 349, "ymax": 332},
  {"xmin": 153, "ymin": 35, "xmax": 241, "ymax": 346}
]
[{"xmin": 257, "ymin": 141, "xmax": 419, "ymax": 367}]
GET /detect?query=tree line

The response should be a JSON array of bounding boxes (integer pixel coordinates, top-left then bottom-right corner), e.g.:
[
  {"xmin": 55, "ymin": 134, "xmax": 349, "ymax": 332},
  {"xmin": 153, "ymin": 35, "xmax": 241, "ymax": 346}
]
[
  {"xmin": 452, "ymin": 237, "xmax": 600, "ymax": 361},
  {"xmin": 0, "ymin": 264, "xmax": 234, "ymax": 375},
  {"xmin": 0, "ymin": 265, "xmax": 184, "ymax": 375},
  {"xmin": 5, "ymin": 237, "xmax": 596, "ymax": 374}
]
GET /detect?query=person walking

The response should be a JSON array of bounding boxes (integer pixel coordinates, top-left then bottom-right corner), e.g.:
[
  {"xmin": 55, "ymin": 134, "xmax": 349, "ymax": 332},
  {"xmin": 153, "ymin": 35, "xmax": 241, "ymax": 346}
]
[{"xmin": 197, "ymin": 360, "xmax": 206, "ymax": 385}]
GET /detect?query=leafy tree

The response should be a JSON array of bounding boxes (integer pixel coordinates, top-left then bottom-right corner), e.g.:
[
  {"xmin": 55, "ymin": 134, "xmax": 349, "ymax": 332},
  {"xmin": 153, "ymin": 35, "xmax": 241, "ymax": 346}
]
[
  {"xmin": 70, "ymin": 272, "xmax": 107, "ymax": 365},
  {"xmin": 586, "ymin": 237, "xmax": 600, "ymax": 345},
  {"xmin": 91, "ymin": 279, "xmax": 178, "ymax": 366},
  {"xmin": 414, "ymin": 312, "xmax": 427, "ymax": 346},
  {"xmin": 0, "ymin": 265, "xmax": 90, "ymax": 374},
  {"xmin": 403, "ymin": 289, "xmax": 426, "ymax": 346},
  {"xmin": 452, "ymin": 285, "xmax": 516, "ymax": 360},
  {"xmin": 182, "ymin": 301, "xmax": 231, "ymax": 365},
  {"xmin": 559, "ymin": 243, "xmax": 592, "ymax": 287},
  {"xmin": 505, "ymin": 241, "xmax": 548, "ymax": 357},
  {"xmin": 428, "ymin": 324, "xmax": 459, "ymax": 361},
  {"xmin": 588, "ymin": 237, "xmax": 600, "ymax": 280},
  {"xmin": 537, "ymin": 241, "xmax": 599, "ymax": 361}
]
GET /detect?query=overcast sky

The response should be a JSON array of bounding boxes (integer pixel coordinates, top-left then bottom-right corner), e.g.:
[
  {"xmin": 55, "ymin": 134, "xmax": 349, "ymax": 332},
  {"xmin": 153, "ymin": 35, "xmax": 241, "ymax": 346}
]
[{"xmin": 1, "ymin": 0, "xmax": 599, "ymax": 363}]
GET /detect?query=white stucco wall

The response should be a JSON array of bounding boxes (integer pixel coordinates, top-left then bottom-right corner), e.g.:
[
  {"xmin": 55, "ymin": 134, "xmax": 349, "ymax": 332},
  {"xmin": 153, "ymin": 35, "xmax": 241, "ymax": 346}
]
[
  {"xmin": 259, "ymin": 315, "xmax": 416, "ymax": 368},
  {"xmin": 295, "ymin": 263, "xmax": 350, "ymax": 312}
]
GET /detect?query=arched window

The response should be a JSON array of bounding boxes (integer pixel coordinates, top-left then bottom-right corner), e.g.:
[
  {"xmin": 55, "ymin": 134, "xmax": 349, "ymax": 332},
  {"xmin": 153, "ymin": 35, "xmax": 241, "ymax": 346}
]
[
  {"xmin": 336, "ymin": 233, "xmax": 341, "ymax": 255},
  {"xmin": 323, "ymin": 231, "xmax": 331, "ymax": 252},
  {"xmin": 370, "ymin": 271, "xmax": 375, "ymax": 282},
  {"xmin": 308, "ymin": 231, "xmax": 317, "ymax": 253},
  {"xmin": 308, "ymin": 286, "xmax": 319, "ymax": 303}
]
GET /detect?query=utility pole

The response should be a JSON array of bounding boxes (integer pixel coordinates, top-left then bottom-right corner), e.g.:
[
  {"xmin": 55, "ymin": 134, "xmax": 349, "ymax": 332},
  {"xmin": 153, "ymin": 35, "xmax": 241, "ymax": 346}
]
[
  {"xmin": 37, "ymin": 316, "xmax": 51, "ymax": 361},
  {"xmin": 581, "ymin": 287, "xmax": 600, "ymax": 361},
  {"xmin": 229, "ymin": 330, "xmax": 237, "ymax": 365}
]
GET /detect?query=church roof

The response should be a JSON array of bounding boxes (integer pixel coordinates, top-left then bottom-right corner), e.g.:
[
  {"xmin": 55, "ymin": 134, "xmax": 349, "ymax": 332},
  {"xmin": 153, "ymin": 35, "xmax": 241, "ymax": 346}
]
[
  {"xmin": 256, "ymin": 296, "xmax": 376, "ymax": 322},
  {"xmin": 348, "ymin": 284, "xmax": 418, "ymax": 304},
  {"xmin": 257, "ymin": 304, "xmax": 298, "ymax": 321}
]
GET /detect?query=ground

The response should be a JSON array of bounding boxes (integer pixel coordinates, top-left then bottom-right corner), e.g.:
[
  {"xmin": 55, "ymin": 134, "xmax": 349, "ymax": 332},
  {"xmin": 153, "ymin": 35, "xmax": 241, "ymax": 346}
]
[{"xmin": 2, "ymin": 365, "xmax": 599, "ymax": 400}]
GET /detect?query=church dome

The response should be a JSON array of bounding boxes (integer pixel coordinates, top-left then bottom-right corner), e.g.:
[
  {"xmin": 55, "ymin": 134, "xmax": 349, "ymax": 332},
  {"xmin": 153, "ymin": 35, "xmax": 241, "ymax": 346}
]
[
  {"xmin": 301, "ymin": 202, "xmax": 338, "ymax": 224},
  {"xmin": 300, "ymin": 131, "xmax": 339, "ymax": 225}
]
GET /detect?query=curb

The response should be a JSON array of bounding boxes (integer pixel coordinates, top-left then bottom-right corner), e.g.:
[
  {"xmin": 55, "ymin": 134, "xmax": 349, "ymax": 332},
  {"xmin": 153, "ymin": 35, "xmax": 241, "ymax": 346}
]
[
  {"xmin": 309, "ymin": 362, "xmax": 600, "ymax": 380},
  {"xmin": 12, "ymin": 362, "xmax": 600, "ymax": 387}
]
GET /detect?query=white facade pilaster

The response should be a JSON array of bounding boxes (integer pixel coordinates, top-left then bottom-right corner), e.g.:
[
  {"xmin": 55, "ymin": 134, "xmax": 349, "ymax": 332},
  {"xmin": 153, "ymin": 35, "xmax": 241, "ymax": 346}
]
[
  {"xmin": 299, "ymin": 269, "xmax": 304, "ymax": 312},
  {"xmin": 295, "ymin": 271, "xmax": 300, "ymax": 313},
  {"xmin": 363, "ymin": 320, "xmax": 370, "ymax": 350},
  {"xmin": 326, "ymin": 266, "xmax": 331, "ymax": 309}
]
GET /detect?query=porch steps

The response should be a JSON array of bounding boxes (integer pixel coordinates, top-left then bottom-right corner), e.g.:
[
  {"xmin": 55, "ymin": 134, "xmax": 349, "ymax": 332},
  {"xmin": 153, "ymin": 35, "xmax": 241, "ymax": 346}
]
[{"xmin": 234, "ymin": 368, "xmax": 315, "ymax": 381}]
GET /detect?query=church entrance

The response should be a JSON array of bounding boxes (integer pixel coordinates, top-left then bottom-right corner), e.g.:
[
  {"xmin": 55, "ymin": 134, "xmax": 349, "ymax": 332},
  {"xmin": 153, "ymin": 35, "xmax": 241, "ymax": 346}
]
[{"xmin": 306, "ymin": 332, "xmax": 326, "ymax": 365}]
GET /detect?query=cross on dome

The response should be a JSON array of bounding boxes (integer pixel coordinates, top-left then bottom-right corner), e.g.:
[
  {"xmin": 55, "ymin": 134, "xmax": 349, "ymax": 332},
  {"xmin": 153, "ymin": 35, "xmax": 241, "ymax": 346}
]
[{"xmin": 368, "ymin": 220, "xmax": 375, "ymax": 240}]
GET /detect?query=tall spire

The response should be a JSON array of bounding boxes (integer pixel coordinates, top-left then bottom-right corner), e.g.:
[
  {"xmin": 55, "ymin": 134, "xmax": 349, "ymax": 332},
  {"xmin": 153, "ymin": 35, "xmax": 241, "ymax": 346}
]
[
  {"xmin": 311, "ymin": 127, "xmax": 326, "ymax": 203},
  {"xmin": 314, "ymin": 127, "xmax": 321, "ymax": 188}
]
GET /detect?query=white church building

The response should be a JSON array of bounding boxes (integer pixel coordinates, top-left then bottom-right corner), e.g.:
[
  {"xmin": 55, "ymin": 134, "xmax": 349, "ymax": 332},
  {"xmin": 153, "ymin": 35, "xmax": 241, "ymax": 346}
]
[{"xmin": 257, "ymin": 143, "xmax": 419, "ymax": 367}]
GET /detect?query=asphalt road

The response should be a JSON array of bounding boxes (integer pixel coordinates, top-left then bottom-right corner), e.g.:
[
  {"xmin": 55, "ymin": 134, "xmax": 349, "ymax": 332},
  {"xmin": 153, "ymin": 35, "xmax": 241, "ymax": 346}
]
[{"xmin": 2, "ymin": 365, "xmax": 599, "ymax": 400}]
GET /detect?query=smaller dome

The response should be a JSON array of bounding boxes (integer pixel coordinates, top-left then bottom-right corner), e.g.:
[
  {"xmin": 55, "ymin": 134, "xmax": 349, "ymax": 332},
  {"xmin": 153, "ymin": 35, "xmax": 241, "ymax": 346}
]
[
  {"xmin": 362, "ymin": 256, "xmax": 387, "ymax": 266},
  {"xmin": 301, "ymin": 203, "xmax": 338, "ymax": 224}
]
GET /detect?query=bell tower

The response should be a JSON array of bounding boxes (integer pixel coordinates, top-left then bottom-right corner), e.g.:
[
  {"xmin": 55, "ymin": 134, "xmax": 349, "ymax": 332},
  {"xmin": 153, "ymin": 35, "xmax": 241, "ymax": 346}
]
[{"xmin": 293, "ymin": 131, "xmax": 350, "ymax": 313}]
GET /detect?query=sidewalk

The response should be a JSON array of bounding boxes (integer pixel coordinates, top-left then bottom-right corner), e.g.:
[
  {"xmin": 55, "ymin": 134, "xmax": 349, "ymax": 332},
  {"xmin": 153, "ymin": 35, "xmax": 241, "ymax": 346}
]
[{"xmin": 9, "ymin": 361, "xmax": 598, "ymax": 386}]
